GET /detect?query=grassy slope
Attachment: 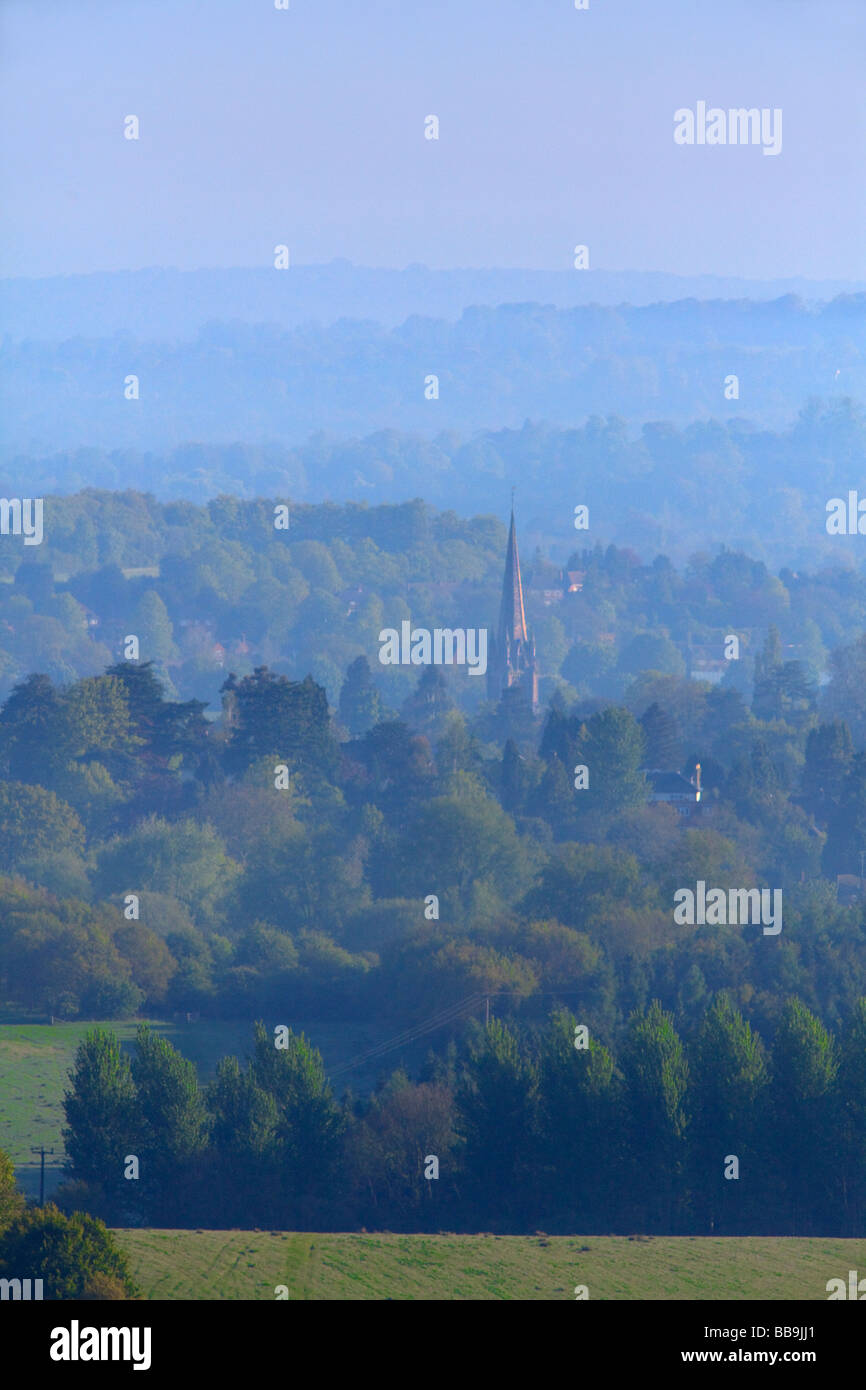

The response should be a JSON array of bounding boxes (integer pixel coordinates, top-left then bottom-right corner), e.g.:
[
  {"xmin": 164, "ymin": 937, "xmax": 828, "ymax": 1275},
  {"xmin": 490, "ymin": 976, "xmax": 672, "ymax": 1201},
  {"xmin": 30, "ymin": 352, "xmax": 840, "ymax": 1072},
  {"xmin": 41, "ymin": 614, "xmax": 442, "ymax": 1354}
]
[{"xmin": 114, "ymin": 1230, "xmax": 866, "ymax": 1301}]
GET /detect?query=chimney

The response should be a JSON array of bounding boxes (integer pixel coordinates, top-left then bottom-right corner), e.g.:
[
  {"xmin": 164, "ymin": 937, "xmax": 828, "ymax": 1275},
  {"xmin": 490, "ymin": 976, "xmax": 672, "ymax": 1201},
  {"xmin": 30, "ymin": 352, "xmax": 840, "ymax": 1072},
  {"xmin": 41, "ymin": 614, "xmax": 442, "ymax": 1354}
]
[{"xmin": 694, "ymin": 762, "xmax": 702, "ymax": 799}]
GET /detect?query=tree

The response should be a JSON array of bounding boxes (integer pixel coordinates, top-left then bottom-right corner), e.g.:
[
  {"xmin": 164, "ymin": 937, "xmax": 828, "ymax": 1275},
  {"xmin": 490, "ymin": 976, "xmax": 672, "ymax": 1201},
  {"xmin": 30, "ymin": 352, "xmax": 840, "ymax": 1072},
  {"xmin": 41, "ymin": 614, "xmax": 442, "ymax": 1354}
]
[
  {"xmin": 130, "ymin": 1026, "xmax": 210, "ymax": 1221},
  {"xmin": 131, "ymin": 590, "xmax": 178, "ymax": 666},
  {"xmin": 249, "ymin": 1022, "xmax": 345, "ymax": 1221},
  {"xmin": 838, "ymin": 998, "xmax": 866, "ymax": 1232},
  {"xmin": 224, "ymin": 667, "xmax": 337, "ymax": 776},
  {"xmin": 822, "ymin": 752, "xmax": 866, "ymax": 878},
  {"xmin": 752, "ymin": 624, "xmax": 783, "ymax": 718},
  {"xmin": 0, "ymin": 1148, "xmax": 24, "ymax": 1233},
  {"xmin": 400, "ymin": 665, "xmax": 454, "ymax": 739},
  {"xmin": 802, "ymin": 721, "xmax": 853, "ymax": 823},
  {"xmin": 639, "ymin": 701, "xmax": 681, "ymax": 769},
  {"xmin": 822, "ymin": 632, "xmax": 866, "ymax": 746},
  {"xmin": 58, "ymin": 675, "xmax": 136, "ymax": 763},
  {"xmin": 95, "ymin": 815, "xmax": 238, "ymax": 921},
  {"xmin": 381, "ymin": 781, "xmax": 531, "ymax": 907},
  {"xmin": 537, "ymin": 1011, "xmax": 621, "ymax": 1228},
  {"xmin": 348, "ymin": 1075, "xmax": 458, "ymax": 1227},
  {"xmin": 0, "ymin": 1203, "xmax": 139, "ymax": 1300},
  {"xmin": 62, "ymin": 1029, "xmax": 137, "ymax": 1206},
  {"xmin": 206, "ymin": 1055, "xmax": 280, "ymax": 1225},
  {"xmin": 105, "ymin": 660, "xmax": 167, "ymax": 741},
  {"xmin": 0, "ymin": 781, "xmax": 85, "ymax": 866},
  {"xmin": 0, "ymin": 673, "xmax": 62, "ymax": 783},
  {"xmin": 620, "ymin": 1000, "xmax": 689, "ymax": 1231},
  {"xmin": 455, "ymin": 1019, "xmax": 540, "ymax": 1225},
  {"xmin": 346, "ymin": 718, "xmax": 435, "ymax": 814},
  {"xmin": 619, "ymin": 631, "xmax": 685, "ymax": 679},
  {"xmin": 338, "ymin": 655, "xmax": 384, "ymax": 735},
  {"xmin": 523, "ymin": 842, "xmax": 645, "ymax": 930},
  {"xmin": 689, "ymin": 995, "xmax": 769, "ymax": 1232},
  {"xmin": 526, "ymin": 754, "xmax": 577, "ymax": 839},
  {"xmin": 575, "ymin": 706, "xmax": 648, "ymax": 818},
  {"xmin": 500, "ymin": 737, "xmax": 524, "ymax": 813},
  {"xmin": 770, "ymin": 998, "xmax": 839, "ymax": 1233}
]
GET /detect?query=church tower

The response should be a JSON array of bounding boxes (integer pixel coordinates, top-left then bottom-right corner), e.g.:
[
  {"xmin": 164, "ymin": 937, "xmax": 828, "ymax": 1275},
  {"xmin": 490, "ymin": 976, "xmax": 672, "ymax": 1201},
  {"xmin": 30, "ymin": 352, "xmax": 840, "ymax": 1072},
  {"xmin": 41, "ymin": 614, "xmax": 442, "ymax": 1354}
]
[{"xmin": 488, "ymin": 507, "xmax": 539, "ymax": 710}]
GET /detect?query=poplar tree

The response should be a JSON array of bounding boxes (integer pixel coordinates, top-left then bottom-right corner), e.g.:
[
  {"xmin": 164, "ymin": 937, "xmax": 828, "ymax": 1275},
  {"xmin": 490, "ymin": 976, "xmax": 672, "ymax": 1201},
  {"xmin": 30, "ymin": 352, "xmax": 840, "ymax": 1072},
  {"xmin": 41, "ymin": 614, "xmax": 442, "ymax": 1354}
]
[
  {"xmin": 62, "ymin": 1029, "xmax": 136, "ymax": 1202},
  {"xmin": 770, "ymin": 998, "xmax": 838, "ymax": 1233},
  {"xmin": 620, "ymin": 1000, "xmax": 689, "ymax": 1231},
  {"xmin": 689, "ymin": 994, "xmax": 768, "ymax": 1232}
]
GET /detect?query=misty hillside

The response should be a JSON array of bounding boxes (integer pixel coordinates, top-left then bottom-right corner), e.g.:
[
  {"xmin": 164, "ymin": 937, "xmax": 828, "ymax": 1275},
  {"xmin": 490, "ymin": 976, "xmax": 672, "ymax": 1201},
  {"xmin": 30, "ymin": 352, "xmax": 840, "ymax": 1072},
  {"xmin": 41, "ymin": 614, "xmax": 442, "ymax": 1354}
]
[
  {"xmin": 3, "ymin": 263, "xmax": 865, "ymax": 342},
  {"xmin": 1, "ymin": 294, "xmax": 863, "ymax": 460},
  {"xmin": 4, "ymin": 401, "xmax": 864, "ymax": 570}
]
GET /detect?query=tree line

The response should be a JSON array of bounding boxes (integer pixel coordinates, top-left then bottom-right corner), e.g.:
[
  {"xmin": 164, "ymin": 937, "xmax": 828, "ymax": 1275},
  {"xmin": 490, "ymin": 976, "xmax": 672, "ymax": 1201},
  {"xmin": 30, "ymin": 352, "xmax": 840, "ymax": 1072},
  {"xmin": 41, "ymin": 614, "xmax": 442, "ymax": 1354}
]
[{"xmin": 58, "ymin": 997, "xmax": 866, "ymax": 1237}]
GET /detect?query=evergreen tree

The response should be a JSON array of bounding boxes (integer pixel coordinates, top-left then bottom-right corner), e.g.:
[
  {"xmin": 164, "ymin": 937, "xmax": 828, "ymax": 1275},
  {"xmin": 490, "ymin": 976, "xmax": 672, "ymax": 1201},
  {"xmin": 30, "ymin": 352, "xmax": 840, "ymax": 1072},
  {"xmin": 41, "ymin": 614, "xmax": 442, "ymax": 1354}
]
[
  {"xmin": 802, "ymin": 720, "xmax": 853, "ymax": 822},
  {"xmin": 500, "ymin": 737, "xmax": 524, "ymax": 813},
  {"xmin": 400, "ymin": 664, "xmax": 453, "ymax": 739},
  {"xmin": 0, "ymin": 673, "xmax": 62, "ymax": 783},
  {"xmin": 752, "ymin": 625, "xmax": 784, "ymax": 719},
  {"xmin": 639, "ymin": 701, "xmax": 680, "ymax": 769},
  {"xmin": 822, "ymin": 751, "xmax": 866, "ymax": 877},
  {"xmin": 339, "ymin": 655, "xmax": 385, "ymax": 735},
  {"xmin": 105, "ymin": 660, "xmax": 167, "ymax": 741},
  {"xmin": 526, "ymin": 754, "xmax": 577, "ymax": 839},
  {"xmin": 225, "ymin": 667, "xmax": 337, "ymax": 776}
]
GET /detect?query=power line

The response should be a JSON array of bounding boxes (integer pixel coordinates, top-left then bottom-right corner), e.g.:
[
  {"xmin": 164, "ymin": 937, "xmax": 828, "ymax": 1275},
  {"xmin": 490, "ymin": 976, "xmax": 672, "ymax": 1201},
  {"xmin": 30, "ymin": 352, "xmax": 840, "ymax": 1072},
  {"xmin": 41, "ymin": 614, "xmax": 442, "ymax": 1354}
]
[
  {"xmin": 330, "ymin": 993, "xmax": 486, "ymax": 1078},
  {"xmin": 328, "ymin": 988, "xmax": 597, "ymax": 1082}
]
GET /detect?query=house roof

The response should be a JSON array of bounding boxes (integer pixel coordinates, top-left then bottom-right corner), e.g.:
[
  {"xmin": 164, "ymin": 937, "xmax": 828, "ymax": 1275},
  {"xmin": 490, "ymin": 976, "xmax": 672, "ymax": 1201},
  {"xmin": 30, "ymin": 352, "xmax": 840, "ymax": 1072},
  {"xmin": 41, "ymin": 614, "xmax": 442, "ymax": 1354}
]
[{"xmin": 646, "ymin": 769, "xmax": 698, "ymax": 795}]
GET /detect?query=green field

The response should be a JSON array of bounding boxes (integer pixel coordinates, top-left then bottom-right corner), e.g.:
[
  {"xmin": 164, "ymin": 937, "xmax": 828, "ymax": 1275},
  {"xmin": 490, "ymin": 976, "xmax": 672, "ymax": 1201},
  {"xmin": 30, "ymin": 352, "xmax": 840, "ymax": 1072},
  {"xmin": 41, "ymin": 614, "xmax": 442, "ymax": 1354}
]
[
  {"xmin": 0, "ymin": 1018, "xmax": 381, "ymax": 1199},
  {"xmin": 113, "ymin": 1230, "xmax": 866, "ymax": 1300}
]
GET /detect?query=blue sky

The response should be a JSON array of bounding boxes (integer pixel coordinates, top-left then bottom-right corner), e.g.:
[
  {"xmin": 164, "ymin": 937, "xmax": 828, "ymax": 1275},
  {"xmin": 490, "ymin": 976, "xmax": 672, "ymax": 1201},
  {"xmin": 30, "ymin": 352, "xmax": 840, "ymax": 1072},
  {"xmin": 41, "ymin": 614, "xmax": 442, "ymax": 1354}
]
[{"xmin": 1, "ymin": 0, "xmax": 863, "ymax": 279}]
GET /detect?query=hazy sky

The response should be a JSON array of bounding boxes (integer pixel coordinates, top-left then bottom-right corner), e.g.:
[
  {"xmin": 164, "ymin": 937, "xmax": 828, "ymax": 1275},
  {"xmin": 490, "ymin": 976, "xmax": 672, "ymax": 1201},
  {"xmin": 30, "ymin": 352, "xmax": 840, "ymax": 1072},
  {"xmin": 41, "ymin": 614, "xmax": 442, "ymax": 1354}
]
[{"xmin": 1, "ymin": 0, "xmax": 864, "ymax": 280}]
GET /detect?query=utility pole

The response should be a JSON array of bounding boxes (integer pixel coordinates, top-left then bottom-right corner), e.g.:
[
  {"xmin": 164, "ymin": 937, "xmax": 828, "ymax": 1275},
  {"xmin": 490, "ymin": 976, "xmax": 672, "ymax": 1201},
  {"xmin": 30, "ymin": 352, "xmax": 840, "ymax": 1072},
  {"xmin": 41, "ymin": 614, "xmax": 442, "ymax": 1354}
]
[
  {"xmin": 30, "ymin": 1146, "xmax": 54, "ymax": 1206},
  {"xmin": 485, "ymin": 996, "xmax": 490, "ymax": 1026}
]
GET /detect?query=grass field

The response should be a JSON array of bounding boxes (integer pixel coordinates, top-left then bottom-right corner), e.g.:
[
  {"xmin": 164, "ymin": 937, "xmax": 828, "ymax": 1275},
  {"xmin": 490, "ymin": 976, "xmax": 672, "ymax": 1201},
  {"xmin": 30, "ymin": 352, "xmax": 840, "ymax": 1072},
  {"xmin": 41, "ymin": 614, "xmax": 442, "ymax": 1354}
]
[
  {"xmin": 113, "ymin": 1230, "xmax": 866, "ymax": 1300},
  {"xmin": 0, "ymin": 1017, "xmax": 382, "ymax": 1199}
]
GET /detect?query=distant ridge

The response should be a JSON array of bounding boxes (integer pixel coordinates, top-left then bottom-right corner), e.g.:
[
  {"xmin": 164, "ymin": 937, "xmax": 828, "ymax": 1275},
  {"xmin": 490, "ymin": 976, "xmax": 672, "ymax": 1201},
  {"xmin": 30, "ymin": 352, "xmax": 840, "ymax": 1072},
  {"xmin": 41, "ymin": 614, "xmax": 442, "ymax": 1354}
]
[{"xmin": 2, "ymin": 262, "xmax": 865, "ymax": 342}]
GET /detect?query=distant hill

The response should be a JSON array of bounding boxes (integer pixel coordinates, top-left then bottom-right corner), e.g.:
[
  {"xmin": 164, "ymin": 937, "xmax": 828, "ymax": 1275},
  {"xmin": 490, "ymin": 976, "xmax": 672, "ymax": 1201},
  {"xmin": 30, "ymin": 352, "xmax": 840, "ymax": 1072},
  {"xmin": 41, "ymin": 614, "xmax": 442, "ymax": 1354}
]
[
  {"xmin": 0, "ymin": 294, "xmax": 863, "ymax": 458},
  {"xmin": 3, "ymin": 262, "xmax": 865, "ymax": 341},
  {"xmin": 2, "ymin": 403, "xmax": 865, "ymax": 571}
]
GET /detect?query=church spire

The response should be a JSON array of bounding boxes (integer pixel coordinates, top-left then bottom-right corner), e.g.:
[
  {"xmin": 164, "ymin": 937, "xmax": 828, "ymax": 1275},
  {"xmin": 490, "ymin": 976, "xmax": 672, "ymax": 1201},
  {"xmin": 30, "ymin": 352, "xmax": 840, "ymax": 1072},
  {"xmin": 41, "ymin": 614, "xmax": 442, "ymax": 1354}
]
[
  {"xmin": 488, "ymin": 502, "xmax": 538, "ymax": 710},
  {"xmin": 497, "ymin": 507, "xmax": 529, "ymax": 649}
]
